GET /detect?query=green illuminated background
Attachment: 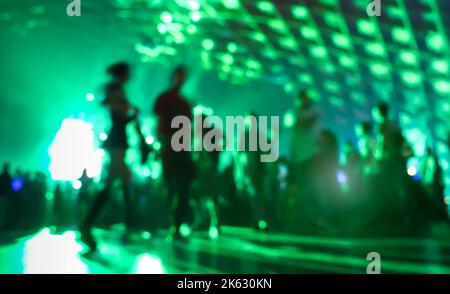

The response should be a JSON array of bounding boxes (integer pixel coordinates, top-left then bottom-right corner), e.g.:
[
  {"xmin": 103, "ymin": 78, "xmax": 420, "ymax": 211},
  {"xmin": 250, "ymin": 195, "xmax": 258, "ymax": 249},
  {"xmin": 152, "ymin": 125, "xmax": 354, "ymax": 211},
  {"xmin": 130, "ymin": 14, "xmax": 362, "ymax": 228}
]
[{"xmin": 0, "ymin": 0, "xmax": 449, "ymax": 189}]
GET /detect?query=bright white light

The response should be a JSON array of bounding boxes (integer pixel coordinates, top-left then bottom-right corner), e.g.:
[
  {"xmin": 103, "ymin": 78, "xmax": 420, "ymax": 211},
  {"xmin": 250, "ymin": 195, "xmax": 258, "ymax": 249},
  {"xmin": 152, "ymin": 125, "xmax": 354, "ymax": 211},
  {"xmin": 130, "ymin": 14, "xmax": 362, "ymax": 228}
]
[
  {"xmin": 336, "ymin": 170, "xmax": 348, "ymax": 185},
  {"xmin": 86, "ymin": 93, "xmax": 95, "ymax": 101},
  {"xmin": 133, "ymin": 254, "xmax": 164, "ymax": 274},
  {"xmin": 191, "ymin": 11, "xmax": 201, "ymax": 22},
  {"xmin": 99, "ymin": 132, "xmax": 108, "ymax": 141},
  {"xmin": 145, "ymin": 135, "xmax": 155, "ymax": 145},
  {"xmin": 49, "ymin": 119, "xmax": 103, "ymax": 180},
  {"xmin": 23, "ymin": 228, "xmax": 87, "ymax": 274},
  {"xmin": 72, "ymin": 180, "xmax": 82, "ymax": 190},
  {"xmin": 407, "ymin": 166, "xmax": 417, "ymax": 176},
  {"xmin": 161, "ymin": 12, "xmax": 172, "ymax": 24}
]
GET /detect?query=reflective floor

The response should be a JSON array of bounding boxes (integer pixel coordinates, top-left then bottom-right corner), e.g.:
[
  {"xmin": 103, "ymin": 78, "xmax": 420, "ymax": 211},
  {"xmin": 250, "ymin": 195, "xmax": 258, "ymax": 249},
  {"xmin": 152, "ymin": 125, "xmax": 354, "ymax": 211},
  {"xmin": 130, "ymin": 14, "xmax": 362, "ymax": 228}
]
[{"xmin": 0, "ymin": 226, "xmax": 449, "ymax": 274}]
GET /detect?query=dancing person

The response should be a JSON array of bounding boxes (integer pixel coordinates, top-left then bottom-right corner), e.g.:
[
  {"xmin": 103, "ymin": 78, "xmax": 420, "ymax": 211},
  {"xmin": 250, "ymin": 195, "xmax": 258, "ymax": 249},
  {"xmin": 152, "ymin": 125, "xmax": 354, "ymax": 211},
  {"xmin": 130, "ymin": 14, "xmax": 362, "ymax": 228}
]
[
  {"xmin": 290, "ymin": 91, "xmax": 321, "ymax": 164},
  {"xmin": 153, "ymin": 66, "xmax": 195, "ymax": 240},
  {"xmin": 80, "ymin": 62, "xmax": 139, "ymax": 253}
]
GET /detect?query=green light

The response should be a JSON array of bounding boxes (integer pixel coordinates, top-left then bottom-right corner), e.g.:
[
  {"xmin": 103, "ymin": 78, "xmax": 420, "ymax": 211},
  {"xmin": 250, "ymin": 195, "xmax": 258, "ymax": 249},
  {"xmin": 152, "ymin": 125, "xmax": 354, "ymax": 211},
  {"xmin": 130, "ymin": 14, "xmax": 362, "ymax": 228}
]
[
  {"xmin": 258, "ymin": 220, "xmax": 267, "ymax": 230},
  {"xmin": 426, "ymin": 32, "xmax": 445, "ymax": 52},
  {"xmin": 257, "ymin": 1, "xmax": 276, "ymax": 13},
  {"xmin": 392, "ymin": 27, "xmax": 411, "ymax": 44},
  {"xmin": 399, "ymin": 51, "xmax": 417, "ymax": 65},
  {"xmin": 160, "ymin": 12, "xmax": 172, "ymax": 24},
  {"xmin": 339, "ymin": 55, "xmax": 355, "ymax": 68},
  {"xmin": 298, "ymin": 73, "xmax": 313, "ymax": 84},
  {"xmin": 280, "ymin": 37, "xmax": 296, "ymax": 50},
  {"xmin": 268, "ymin": 19, "xmax": 287, "ymax": 33},
  {"xmin": 209, "ymin": 226, "xmax": 219, "ymax": 239},
  {"xmin": 357, "ymin": 19, "xmax": 375, "ymax": 35},
  {"xmin": 366, "ymin": 42, "xmax": 385, "ymax": 56},
  {"xmin": 202, "ymin": 39, "xmax": 215, "ymax": 50},
  {"xmin": 284, "ymin": 82, "xmax": 294, "ymax": 93},
  {"xmin": 434, "ymin": 80, "xmax": 450, "ymax": 94},
  {"xmin": 30, "ymin": 5, "xmax": 46, "ymax": 14},
  {"xmin": 246, "ymin": 59, "xmax": 261, "ymax": 70},
  {"xmin": 370, "ymin": 63, "xmax": 389, "ymax": 76},
  {"xmin": 431, "ymin": 59, "xmax": 448, "ymax": 73},
  {"xmin": 222, "ymin": 0, "xmax": 240, "ymax": 9},
  {"xmin": 332, "ymin": 33, "xmax": 351, "ymax": 49},
  {"xmin": 300, "ymin": 26, "xmax": 318, "ymax": 40},
  {"xmin": 310, "ymin": 46, "xmax": 327, "ymax": 58},
  {"xmin": 221, "ymin": 64, "xmax": 231, "ymax": 73},
  {"xmin": 227, "ymin": 42, "xmax": 238, "ymax": 53},
  {"xmin": 402, "ymin": 71, "xmax": 422, "ymax": 85},
  {"xmin": 141, "ymin": 231, "xmax": 151, "ymax": 240},
  {"xmin": 324, "ymin": 81, "xmax": 340, "ymax": 93},
  {"xmin": 221, "ymin": 53, "xmax": 234, "ymax": 64},
  {"xmin": 186, "ymin": 24, "xmax": 197, "ymax": 34},
  {"xmin": 283, "ymin": 110, "xmax": 296, "ymax": 128},
  {"xmin": 329, "ymin": 96, "xmax": 344, "ymax": 107},
  {"xmin": 45, "ymin": 192, "xmax": 53, "ymax": 201},
  {"xmin": 179, "ymin": 223, "xmax": 191, "ymax": 238},
  {"xmin": 250, "ymin": 32, "xmax": 266, "ymax": 43},
  {"xmin": 292, "ymin": 5, "xmax": 309, "ymax": 19},
  {"xmin": 190, "ymin": 11, "xmax": 201, "ymax": 22},
  {"xmin": 157, "ymin": 23, "xmax": 167, "ymax": 34},
  {"xmin": 323, "ymin": 12, "xmax": 341, "ymax": 27}
]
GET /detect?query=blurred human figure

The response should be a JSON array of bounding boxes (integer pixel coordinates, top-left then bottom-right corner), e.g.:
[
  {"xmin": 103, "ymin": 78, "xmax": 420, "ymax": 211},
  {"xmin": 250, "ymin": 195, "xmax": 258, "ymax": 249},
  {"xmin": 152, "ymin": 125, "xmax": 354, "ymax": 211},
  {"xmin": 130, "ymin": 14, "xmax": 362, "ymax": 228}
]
[
  {"xmin": 0, "ymin": 163, "xmax": 12, "ymax": 197},
  {"xmin": 355, "ymin": 122, "xmax": 375, "ymax": 163},
  {"xmin": 153, "ymin": 65, "xmax": 195, "ymax": 239},
  {"xmin": 191, "ymin": 114, "xmax": 222, "ymax": 236},
  {"xmin": 303, "ymin": 130, "xmax": 340, "ymax": 232},
  {"xmin": 80, "ymin": 62, "xmax": 139, "ymax": 252},
  {"xmin": 370, "ymin": 102, "xmax": 417, "ymax": 233},
  {"xmin": 290, "ymin": 91, "xmax": 321, "ymax": 164},
  {"xmin": 372, "ymin": 102, "xmax": 406, "ymax": 161},
  {"xmin": 0, "ymin": 163, "xmax": 13, "ymax": 229}
]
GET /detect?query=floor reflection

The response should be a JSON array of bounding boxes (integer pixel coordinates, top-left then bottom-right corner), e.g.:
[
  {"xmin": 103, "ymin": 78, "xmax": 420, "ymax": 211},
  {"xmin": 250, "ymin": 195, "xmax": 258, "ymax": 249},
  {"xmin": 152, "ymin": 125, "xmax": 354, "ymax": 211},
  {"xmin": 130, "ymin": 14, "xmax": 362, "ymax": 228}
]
[{"xmin": 0, "ymin": 227, "xmax": 449, "ymax": 274}]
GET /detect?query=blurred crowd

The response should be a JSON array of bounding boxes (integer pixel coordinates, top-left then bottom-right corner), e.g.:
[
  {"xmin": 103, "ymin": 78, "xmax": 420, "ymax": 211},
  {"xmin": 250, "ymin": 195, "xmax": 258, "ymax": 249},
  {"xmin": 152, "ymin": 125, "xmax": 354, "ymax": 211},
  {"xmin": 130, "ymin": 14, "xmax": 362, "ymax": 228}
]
[{"xmin": 0, "ymin": 64, "xmax": 449, "ymax": 244}]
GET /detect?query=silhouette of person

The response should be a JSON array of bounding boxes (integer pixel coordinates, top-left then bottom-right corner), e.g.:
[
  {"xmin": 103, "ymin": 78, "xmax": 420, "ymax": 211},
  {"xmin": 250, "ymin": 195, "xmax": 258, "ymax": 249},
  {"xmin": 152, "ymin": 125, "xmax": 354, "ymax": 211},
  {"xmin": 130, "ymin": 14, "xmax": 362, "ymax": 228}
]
[
  {"xmin": 153, "ymin": 65, "xmax": 195, "ymax": 239},
  {"xmin": 290, "ymin": 91, "xmax": 321, "ymax": 164},
  {"xmin": 0, "ymin": 163, "xmax": 13, "ymax": 229},
  {"xmin": 80, "ymin": 62, "xmax": 139, "ymax": 252},
  {"xmin": 0, "ymin": 163, "xmax": 12, "ymax": 197}
]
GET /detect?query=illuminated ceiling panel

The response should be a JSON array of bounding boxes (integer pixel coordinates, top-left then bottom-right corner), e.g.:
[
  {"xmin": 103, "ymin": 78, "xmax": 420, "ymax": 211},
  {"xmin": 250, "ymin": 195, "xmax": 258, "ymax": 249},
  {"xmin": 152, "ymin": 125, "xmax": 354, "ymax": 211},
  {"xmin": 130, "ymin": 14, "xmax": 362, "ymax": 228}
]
[{"xmin": 1, "ymin": 0, "xmax": 449, "ymax": 181}]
